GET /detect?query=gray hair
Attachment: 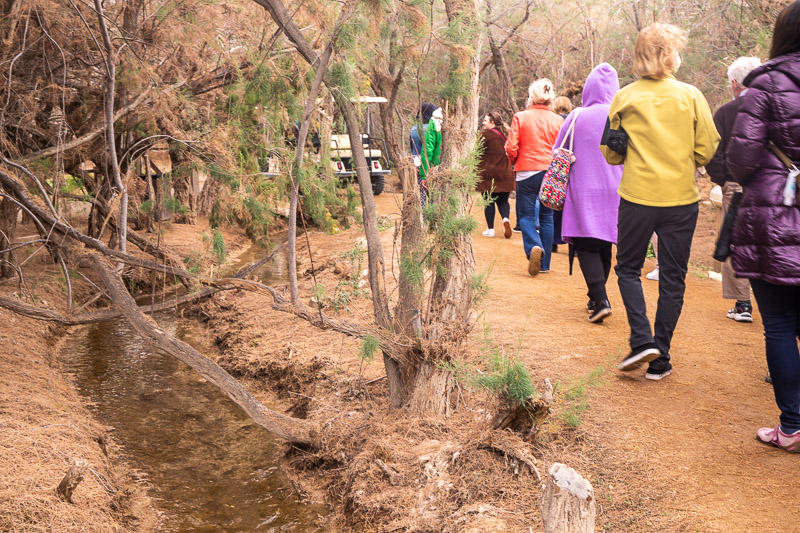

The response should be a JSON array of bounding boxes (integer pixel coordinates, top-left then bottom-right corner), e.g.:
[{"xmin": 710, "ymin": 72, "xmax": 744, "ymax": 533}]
[{"xmin": 727, "ymin": 57, "xmax": 762, "ymax": 86}]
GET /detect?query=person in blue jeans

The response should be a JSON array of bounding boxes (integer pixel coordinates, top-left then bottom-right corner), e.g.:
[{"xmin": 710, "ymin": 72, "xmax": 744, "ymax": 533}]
[
  {"xmin": 516, "ymin": 172, "xmax": 554, "ymax": 271},
  {"xmin": 505, "ymin": 78, "xmax": 563, "ymax": 276},
  {"xmin": 726, "ymin": 2, "xmax": 800, "ymax": 452}
]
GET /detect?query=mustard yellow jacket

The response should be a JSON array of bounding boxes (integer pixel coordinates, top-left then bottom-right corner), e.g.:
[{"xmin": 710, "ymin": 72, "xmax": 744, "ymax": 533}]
[{"xmin": 601, "ymin": 76, "xmax": 720, "ymax": 206}]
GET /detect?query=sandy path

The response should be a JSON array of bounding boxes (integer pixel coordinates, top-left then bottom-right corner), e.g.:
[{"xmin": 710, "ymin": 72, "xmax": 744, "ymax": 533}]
[{"xmin": 462, "ymin": 196, "xmax": 799, "ymax": 532}]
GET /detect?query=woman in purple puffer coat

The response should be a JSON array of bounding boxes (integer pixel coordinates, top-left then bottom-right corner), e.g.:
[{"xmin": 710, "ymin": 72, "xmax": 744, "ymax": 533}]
[{"xmin": 727, "ymin": 1, "xmax": 800, "ymax": 453}]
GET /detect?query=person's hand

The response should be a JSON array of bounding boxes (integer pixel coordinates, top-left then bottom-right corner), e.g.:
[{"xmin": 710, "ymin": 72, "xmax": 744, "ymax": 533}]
[{"xmin": 420, "ymin": 179, "xmax": 429, "ymax": 191}]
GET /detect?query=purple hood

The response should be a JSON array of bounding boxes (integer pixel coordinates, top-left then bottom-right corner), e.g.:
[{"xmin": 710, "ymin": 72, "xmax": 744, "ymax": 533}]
[{"xmin": 558, "ymin": 63, "xmax": 623, "ymax": 243}]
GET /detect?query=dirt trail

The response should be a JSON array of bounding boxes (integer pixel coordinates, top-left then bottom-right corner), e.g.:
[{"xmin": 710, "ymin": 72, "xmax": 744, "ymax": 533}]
[
  {"xmin": 350, "ymin": 188, "xmax": 796, "ymax": 531},
  {"xmin": 455, "ymin": 194, "xmax": 798, "ymax": 532}
]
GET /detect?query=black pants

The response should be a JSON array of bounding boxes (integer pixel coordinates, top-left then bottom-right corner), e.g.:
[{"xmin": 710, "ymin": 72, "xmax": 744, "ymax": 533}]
[
  {"xmin": 573, "ymin": 237, "xmax": 613, "ymax": 304},
  {"xmin": 615, "ymin": 199, "xmax": 698, "ymax": 372},
  {"xmin": 484, "ymin": 191, "xmax": 511, "ymax": 228}
]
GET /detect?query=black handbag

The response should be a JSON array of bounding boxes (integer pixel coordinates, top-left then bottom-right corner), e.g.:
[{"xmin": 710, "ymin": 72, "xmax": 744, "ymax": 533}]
[{"xmin": 713, "ymin": 191, "xmax": 743, "ymax": 262}]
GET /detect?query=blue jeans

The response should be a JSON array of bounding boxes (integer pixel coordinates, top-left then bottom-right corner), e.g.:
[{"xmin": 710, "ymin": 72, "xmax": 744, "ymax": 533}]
[
  {"xmin": 751, "ymin": 279, "xmax": 800, "ymax": 432},
  {"xmin": 516, "ymin": 172, "xmax": 553, "ymax": 271}
]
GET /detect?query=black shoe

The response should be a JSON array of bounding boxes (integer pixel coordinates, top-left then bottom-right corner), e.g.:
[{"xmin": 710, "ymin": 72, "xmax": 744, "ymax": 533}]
[
  {"xmin": 645, "ymin": 363, "xmax": 673, "ymax": 381},
  {"xmin": 588, "ymin": 300, "xmax": 612, "ymax": 324},
  {"xmin": 587, "ymin": 300, "xmax": 596, "ymax": 314},
  {"xmin": 552, "ymin": 244, "xmax": 559, "ymax": 253},
  {"xmin": 617, "ymin": 344, "xmax": 660, "ymax": 371},
  {"xmin": 727, "ymin": 300, "xmax": 753, "ymax": 323}
]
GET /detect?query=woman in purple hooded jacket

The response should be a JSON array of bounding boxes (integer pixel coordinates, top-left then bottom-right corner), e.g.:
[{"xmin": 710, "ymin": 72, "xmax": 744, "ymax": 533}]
[
  {"xmin": 727, "ymin": 1, "xmax": 800, "ymax": 453},
  {"xmin": 555, "ymin": 63, "xmax": 623, "ymax": 324}
]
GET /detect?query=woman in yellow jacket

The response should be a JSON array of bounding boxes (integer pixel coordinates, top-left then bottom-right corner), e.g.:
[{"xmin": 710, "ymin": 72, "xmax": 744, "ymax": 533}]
[{"xmin": 602, "ymin": 23, "xmax": 719, "ymax": 380}]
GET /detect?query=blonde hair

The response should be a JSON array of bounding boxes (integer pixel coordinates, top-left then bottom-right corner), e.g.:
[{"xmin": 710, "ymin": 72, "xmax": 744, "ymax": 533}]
[
  {"xmin": 527, "ymin": 78, "xmax": 555, "ymax": 107},
  {"xmin": 551, "ymin": 96, "xmax": 573, "ymax": 115},
  {"xmin": 633, "ymin": 23, "xmax": 688, "ymax": 79}
]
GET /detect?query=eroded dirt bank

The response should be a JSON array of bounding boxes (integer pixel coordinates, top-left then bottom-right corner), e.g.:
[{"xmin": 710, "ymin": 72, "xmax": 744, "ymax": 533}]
[{"xmin": 0, "ymin": 307, "xmax": 159, "ymax": 531}]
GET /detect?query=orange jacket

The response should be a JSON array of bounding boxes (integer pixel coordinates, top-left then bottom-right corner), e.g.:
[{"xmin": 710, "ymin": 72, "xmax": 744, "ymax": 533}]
[{"xmin": 504, "ymin": 105, "xmax": 564, "ymax": 172}]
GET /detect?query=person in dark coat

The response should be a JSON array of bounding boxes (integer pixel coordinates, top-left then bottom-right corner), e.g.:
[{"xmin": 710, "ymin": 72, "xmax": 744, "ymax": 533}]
[
  {"xmin": 705, "ymin": 56, "xmax": 761, "ymax": 323},
  {"xmin": 477, "ymin": 111, "xmax": 515, "ymax": 238},
  {"xmin": 727, "ymin": 0, "xmax": 800, "ymax": 453}
]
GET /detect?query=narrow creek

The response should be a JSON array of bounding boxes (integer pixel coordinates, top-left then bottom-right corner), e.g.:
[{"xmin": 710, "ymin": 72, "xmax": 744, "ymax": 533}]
[{"xmin": 62, "ymin": 246, "xmax": 329, "ymax": 531}]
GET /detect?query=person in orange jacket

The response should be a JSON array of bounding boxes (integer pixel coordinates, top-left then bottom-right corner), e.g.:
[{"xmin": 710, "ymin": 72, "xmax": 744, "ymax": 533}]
[{"xmin": 505, "ymin": 78, "xmax": 564, "ymax": 276}]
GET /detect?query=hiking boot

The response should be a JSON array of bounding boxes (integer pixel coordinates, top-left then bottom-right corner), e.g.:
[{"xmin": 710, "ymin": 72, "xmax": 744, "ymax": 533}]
[
  {"xmin": 528, "ymin": 246, "xmax": 543, "ymax": 277},
  {"xmin": 588, "ymin": 299, "xmax": 612, "ymax": 324},
  {"xmin": 587, "ymin": 300, "xmax": 596, "ymax": 314},
  {"xmin": 645, "ymin": 367, "xmax": 672, "ymax": 381},
  {"xmin": 503, "ymin": 218, "xmax": 512, "ymax": 239},
  {"xmin": 482, "ymin": 228, "xmax": 495, "ymax": 238},
  {"xmin": 756, "ymin": 425, "xmax": 800, "ymax": 453},
  {"xmin": 727, "ymin": 300, "xmax": 753, "ymax": 323},
  {"xmin": 617, "ymin": 344, "xmax": 659, "ymax": 371}
]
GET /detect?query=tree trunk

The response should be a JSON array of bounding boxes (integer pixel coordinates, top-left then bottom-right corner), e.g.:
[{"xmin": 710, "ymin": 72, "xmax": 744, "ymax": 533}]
[
  {"xmin": 401, "ymin": 0, "xmax": 481, "ymax": 415},
  {"xmin": 0, "ymin": 189, "xmax": 18, "ymax": 278},
  {"xmin": 406, "ymin": 361, "xmax": 453, "ymax": 416},
  {"xmin": 540, "ymin": 463, "xmax": 596, "ymax": 533},
  {"xmin": 488, "ymin": 32, "xmax": 518, "ymax": 117},
  {"xmin": 427, "ymin": 0, "xmax": 481, "ymax": 333},
  {"xmin": 56, "ymin": 459, "xmax": 87, "ymax": 503},
  {"xmin": 94, "ymin": 0, "xmax": 127, "ymax": 253},
  {"xmin": 370, "ymin": 67, "xmax": 405, "ymax": 167}
]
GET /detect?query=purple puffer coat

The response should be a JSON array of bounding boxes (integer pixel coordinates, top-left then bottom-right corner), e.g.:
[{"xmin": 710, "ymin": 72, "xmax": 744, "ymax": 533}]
[{"xmin": 727, "ymin": 50, "xmax": 800, "ymax": 286}]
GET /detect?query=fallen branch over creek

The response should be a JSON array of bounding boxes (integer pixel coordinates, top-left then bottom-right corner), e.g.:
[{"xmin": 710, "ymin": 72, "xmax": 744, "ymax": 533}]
[{"xmin": 88, "ymin": 253, "xmax": 320, "ymax": 445}]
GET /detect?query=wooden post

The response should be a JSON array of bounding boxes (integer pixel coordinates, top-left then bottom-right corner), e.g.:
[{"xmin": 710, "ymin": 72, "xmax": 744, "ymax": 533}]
[
  {"xmin": 540, "ymin": 463, "xmax": 595, "ymax": 533},
  {"xmin": 57, "ymin": 458, "xmax": 88, "ymax": 503}
]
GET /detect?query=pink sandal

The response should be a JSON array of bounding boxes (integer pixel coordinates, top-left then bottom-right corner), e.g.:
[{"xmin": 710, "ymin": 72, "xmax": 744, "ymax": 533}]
[{"xmin": 756, "ymin": 425, "xmax": 800, "ymax": 453}]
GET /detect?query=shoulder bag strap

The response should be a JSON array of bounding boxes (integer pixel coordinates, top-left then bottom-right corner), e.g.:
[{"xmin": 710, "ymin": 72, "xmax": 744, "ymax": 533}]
[
  {"xmin": 490, "ymin": 128, "xmax": 506, "ymax": 142},
  {"xmin": 566, "ymin": 108, "xmax": 581, "ymax": 152},
  {"xmin": 769, "ymin": 141, "xmax": 798, "ymax": 170}
]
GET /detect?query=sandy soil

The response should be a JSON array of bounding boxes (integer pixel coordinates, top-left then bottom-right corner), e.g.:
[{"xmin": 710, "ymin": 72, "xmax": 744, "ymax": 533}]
[
  {"xmin": 461, "ymin": 178, "xmax": 799, "ymax": 532},
  {"xmin": 3, "ymin": 176, "xmax": 795, "ymax": 532}
]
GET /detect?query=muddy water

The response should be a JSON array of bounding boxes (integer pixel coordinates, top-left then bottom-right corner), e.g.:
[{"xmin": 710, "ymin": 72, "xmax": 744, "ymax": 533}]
[{"xmin": 62, "ymin": 246, "xmax": 328, "ymax": 532}]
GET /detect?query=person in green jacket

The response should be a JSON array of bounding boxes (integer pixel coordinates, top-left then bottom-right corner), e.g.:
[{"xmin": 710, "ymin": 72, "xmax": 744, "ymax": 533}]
[
  {"xmin": 419, "ymin": 107, "xmax": 443, "ymax": 211},
  {"xmin": 601, "ymin": 23, "xmax": 720, "ymax": 381}
]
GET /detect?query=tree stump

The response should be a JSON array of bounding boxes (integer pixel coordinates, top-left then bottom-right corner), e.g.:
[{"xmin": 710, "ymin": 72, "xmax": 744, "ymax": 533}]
[
  {"xmin": 539, "ymin": 463, "xmax": 595, "ymax": 533},
  {"xmin": 57, "ymin": 458, "xmax": 88, "ymax": 503}
]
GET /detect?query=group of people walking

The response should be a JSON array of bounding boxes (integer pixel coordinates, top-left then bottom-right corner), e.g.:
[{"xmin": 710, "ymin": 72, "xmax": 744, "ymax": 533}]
[{"xmin": 413, "ymin": 2, "xmax": 800, "ymax": 454}]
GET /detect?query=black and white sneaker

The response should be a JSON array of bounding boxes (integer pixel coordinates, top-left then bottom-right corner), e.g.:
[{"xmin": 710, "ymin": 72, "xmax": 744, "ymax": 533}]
[
  {"xmin": 727, "ymin": 300, "xmax": 753, "ymax": 323},
  {"xmin": 617, "ymin": 344, "xmax": 660, "ymax": 371},
  {"xmin": 588, "ymin": 300, "xmax": 612, "ymax": 324},
  {"xmin": 645, "ymin": 366, "xmax": 673, "ymax": 381}
]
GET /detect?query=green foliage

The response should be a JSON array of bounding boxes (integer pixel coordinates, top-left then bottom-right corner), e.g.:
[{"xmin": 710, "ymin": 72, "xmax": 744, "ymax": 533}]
[
  {"xmin": 139, "ymin": 199, "xmax": 154, "ymax": 214},
  {"xmin": 556, "ymin": 365, "xmax": 608, "ymax": 428},
  {"xmin": 400, "ymin": 253, "xmax": 425, "ymax": 291},
  {"xmin": 163, "ymin": 195, "xmax": 189, "ymax": 215},
  {"xmin": 329, "ymin": 61, "xmax": 356, "ymax": 101},
  {"xmin": 183, "ymin": 252, "xmax": 202, "ymax": 275},
  {"xmin": 475, "ymin": 352, "xmax": 536, "ymax": 407},
  {"xmin": 469, "ymin": 269, "xmax": 490, "ymax": 307},
  {"xmin": 312, "ymin": 283, "xmax": 327, "ymax": 304},
  {"xmin": 359, "ymin": 334, "xmax": 379, "ymax": 363},
  {"xmin": 337, "ymin": 15, "xmax": 368, "ymax": 51},
  {"xmin": 441, "ymin": 325, "xmax": 537, "ymax": 408},
  {"xmin": 212, "ymin": 229, "xmax": 227, "ymax": 267}
]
